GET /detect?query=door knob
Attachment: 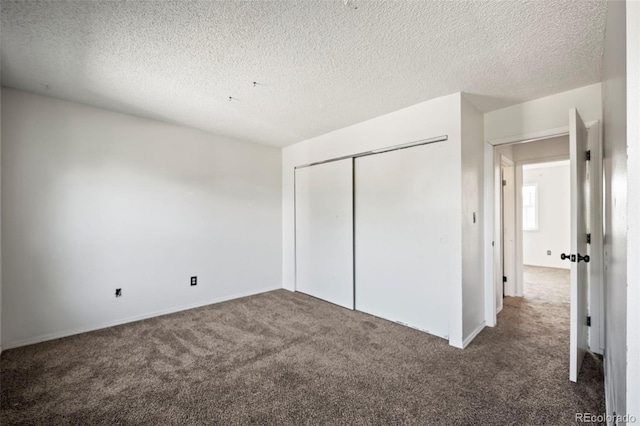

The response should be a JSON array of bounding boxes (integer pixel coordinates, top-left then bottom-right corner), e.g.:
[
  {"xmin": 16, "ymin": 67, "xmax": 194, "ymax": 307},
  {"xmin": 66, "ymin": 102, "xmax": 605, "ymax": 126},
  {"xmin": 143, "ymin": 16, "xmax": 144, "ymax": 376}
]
[
  {"xmin": 560, "ymin": 253, "xmax": 590, "ymax": 263},
  {"xmin": 577, "ymin": 254, "xmax": 590, "ymax": 263}
]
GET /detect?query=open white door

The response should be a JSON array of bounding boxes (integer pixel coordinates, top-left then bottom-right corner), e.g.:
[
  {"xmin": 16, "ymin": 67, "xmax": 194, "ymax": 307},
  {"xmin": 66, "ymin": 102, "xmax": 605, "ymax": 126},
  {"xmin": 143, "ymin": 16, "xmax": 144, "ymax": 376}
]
[{"xmin": 568, "ymin": 108, "xmax": 589, "ymax": 382}]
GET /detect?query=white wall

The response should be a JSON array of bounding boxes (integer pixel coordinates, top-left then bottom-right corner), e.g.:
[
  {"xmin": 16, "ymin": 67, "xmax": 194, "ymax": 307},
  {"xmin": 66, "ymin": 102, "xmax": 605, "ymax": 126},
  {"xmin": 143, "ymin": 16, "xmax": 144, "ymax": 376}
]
[
  {"xmin": 1, "ymin": 89, "xmax": 282, "ymax": 349},
  {"xmin": 626, "ymin": 0, "xmax": 640, "ymax": 419},
  {"xmin": 485, "ymin": 83, "xmax": 602, "ymax": 142},
  {"xmin": 601, "ymin": 0, "xmax": 628, "ymax": 419},
  {"xmin": 282, "ymin": 92, "xmax": 465, "ymax": 346},
  {"xmin": 460, "ymin": 96, "xmax": 485, "ymax": 343},
  {"xmin": 512, "ymin": 136, "xmax": 570, "ymax": 162},
  {"xmin": 522, "ymin": 163, "xmax": 570, "ymax": 269}
]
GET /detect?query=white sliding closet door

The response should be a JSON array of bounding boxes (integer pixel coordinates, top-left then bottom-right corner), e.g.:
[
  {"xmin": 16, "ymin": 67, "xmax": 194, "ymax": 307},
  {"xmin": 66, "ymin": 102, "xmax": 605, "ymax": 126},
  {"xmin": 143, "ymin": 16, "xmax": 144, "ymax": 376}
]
[
  {"xmin": 355, "ymin": 143, "xmax": 450, "ymax": 338},
  {"xmin": 295, "ymin": 159, "xmax": 354, "ymax": 309}
]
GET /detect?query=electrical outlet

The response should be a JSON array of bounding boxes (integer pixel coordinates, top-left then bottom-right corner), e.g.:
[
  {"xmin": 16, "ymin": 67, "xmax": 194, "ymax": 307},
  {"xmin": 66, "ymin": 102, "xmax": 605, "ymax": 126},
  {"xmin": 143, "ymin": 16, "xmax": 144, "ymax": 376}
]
[
  {"xmin": 547, "ymin": 250, "xmax": 552, "ymax": 255},
  {"xmin": 190, "ymin": 276, "xmax": 197, "ymax": 286},
  {"xmin": 115, "ymin": 288, "xmax": 122, "ymax": 297}
]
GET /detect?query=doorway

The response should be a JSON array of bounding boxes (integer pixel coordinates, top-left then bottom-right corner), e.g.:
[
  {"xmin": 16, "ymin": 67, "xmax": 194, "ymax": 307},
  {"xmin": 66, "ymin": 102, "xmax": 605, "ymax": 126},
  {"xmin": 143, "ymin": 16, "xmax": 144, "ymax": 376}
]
[
  {"xmin": 521, "ymin": 160, "xmax": 571, "ymax": 304},
  {"xmin": 487, "ymin": 114, "xmax": 604, "ymax": 382}
]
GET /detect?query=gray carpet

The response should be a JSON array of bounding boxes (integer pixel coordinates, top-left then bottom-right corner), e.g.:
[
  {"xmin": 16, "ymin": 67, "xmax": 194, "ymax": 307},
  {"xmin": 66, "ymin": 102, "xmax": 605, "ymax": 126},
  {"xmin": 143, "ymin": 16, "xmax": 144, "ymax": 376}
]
[
  {"xmin": 2, "ymin": 269, "xmax": 604, "ymax": 425},
  {"xmin": 523, "ymin": 265, "xmax": 570, "ymax": 303}
]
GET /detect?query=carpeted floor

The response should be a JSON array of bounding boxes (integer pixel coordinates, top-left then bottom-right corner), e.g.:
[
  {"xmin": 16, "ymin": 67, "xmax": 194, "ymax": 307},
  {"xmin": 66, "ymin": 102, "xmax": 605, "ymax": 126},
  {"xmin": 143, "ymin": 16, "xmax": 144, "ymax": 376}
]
[
  {"xmin": 523, "ymin": 265, "xmax": 570, "ymax": 304},
  {"xmin": 2, "ymin": 268, "xmax": 604, "ymax": 425}
]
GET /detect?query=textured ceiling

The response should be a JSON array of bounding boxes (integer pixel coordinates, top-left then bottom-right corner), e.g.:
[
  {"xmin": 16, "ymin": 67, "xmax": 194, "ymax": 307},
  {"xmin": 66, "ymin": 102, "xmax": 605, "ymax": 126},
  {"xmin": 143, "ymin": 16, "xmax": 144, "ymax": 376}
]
[{"xmin": 1, "ymin": 1, "xmax": 607, "ymax": 147}]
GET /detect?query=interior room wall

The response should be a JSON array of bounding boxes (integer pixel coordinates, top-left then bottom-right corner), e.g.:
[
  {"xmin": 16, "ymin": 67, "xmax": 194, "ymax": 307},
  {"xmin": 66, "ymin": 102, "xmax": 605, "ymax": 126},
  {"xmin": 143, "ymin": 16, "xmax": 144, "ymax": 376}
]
[
  {"xmin": 522, "ymin": 162, "xmax": 570, "ymax": 269},
  {"xmin": 626, "ymin": 0, "xmax": 640, "ymax": 419},
  {"xmin": 460, "ymin": 96, "xmax": 485, "ymax": 344},
  {"xmin": 512, "ymin": 136, "xmax": 570, "ymax": 162},
  {"xmin": 485, "ymin": 83, "xmax": 602, "ymax": 142},
  {"xmin": 601, "ymin": 0, "xmax": 628, "ymax": 418},
  {"xmin": 1, "ymin": 89, "xmax": 282, "ymax": 349},
  {"xmin": 282, "ymin": 92, "xmax": 465, "ymax": 347}
]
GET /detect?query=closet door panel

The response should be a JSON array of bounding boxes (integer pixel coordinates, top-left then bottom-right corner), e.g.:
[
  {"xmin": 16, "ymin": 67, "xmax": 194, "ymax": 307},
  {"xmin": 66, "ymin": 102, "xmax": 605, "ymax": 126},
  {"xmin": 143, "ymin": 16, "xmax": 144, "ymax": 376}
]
[
  {"xmin": 355, "ymin": 143, "xmax": 451, "ymax": 338},
  {"xmin": 295, "ymin": 159, "xmax": 354, "ymax": 309}
]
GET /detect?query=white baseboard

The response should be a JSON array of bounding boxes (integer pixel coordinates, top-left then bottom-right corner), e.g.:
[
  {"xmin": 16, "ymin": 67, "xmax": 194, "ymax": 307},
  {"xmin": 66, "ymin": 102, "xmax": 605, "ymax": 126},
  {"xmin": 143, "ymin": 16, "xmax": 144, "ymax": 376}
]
[
  {"xmin": 449, "ymin": 338, "xmax": 464, "ymax": 349},
  {"xmin": 462, "ymin": 322, "xmax": 486, "ymax": 349},
  {"xmin": 2, "ymin": 285, "xmax": 280, "ymax": 351},
  {"xmin": 497, "ymin": 305, "xmax": 503, "ymax": 314}
]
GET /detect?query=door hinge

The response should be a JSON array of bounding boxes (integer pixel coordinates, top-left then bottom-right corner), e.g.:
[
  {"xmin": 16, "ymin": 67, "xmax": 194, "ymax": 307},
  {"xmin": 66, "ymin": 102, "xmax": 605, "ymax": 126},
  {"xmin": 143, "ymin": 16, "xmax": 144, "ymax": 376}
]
[
  {"xmin": 502, "ymin": 179, "xmax": 507, "ymax": 186},
  {"xmin": 587, "ymin": 316, "xmax": 591, "ymax": 327},
  {"xmin": 503, "ymin": 276, "xmax": 507, "ymax": 283},
  {"xmin": 587, "ymin": 233, "xmax": 591, "ymax": 244},
  {"xmin": 586, "ymin": 150, "xmax": 591, "ymax": 161}
]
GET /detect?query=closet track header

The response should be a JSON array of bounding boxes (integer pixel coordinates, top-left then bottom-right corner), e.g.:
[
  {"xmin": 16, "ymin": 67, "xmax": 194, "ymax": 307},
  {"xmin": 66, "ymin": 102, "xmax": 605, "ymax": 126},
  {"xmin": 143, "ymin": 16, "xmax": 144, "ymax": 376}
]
[{"xmin": 295, "ymin": 135, "xmax": 448, "ymax": 169}]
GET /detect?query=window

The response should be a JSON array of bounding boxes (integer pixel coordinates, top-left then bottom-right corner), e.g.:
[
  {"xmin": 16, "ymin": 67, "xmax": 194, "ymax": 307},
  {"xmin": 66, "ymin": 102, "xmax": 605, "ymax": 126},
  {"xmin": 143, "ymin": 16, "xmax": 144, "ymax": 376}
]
[{"xmin": 522, "ymin": 184, "xmax": 538, "ymax": 231}]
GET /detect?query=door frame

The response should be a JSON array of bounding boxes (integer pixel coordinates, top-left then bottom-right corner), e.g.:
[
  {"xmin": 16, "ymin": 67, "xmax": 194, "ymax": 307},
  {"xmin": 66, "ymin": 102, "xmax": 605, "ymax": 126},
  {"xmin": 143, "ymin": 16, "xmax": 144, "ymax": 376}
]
[
  {"xmin": 483, "ymin": 120, "xmax": 604, "ymax": 355},
  {"xmin": 500, "ymin": 156, "xmax": 516, "ymax": 304}
]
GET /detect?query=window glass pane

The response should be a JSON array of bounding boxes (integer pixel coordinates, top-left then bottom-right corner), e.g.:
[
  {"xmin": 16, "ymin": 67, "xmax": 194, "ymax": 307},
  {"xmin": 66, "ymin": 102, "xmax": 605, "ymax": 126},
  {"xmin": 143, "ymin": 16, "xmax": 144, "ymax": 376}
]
[{"xmin": 522, "ymin": 185, "xmax": 537, "ymax": 230}]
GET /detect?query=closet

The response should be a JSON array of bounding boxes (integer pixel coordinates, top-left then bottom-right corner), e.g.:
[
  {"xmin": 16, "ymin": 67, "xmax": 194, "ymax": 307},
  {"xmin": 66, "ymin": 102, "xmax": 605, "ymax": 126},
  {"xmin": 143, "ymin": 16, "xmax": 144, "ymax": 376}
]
[
  {"xmin": 294, "ymin": 138, "xmax": 451, "ymax": 338},
  {"xmin": 290, "ymin": 95, "xmax": 485, "ymax": 348}
]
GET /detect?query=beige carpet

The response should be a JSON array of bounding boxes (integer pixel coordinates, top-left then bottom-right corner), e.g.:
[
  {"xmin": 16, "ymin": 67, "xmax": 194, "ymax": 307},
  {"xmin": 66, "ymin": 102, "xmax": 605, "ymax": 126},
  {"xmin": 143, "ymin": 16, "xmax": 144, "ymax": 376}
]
[
  {"xmin": 523, "ymin": 265, "xmax": 570, "ymax": 303},
  {"xmin": 2, "ymin": 272, "xmax": 604, "ymax": 425}
]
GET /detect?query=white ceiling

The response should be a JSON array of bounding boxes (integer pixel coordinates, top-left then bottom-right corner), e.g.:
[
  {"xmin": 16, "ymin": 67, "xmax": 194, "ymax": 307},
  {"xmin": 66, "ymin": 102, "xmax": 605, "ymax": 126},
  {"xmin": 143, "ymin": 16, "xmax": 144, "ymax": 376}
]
[{"xmin": 1, "ymin": 1, "xmax": 607, "ymax": 147}]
